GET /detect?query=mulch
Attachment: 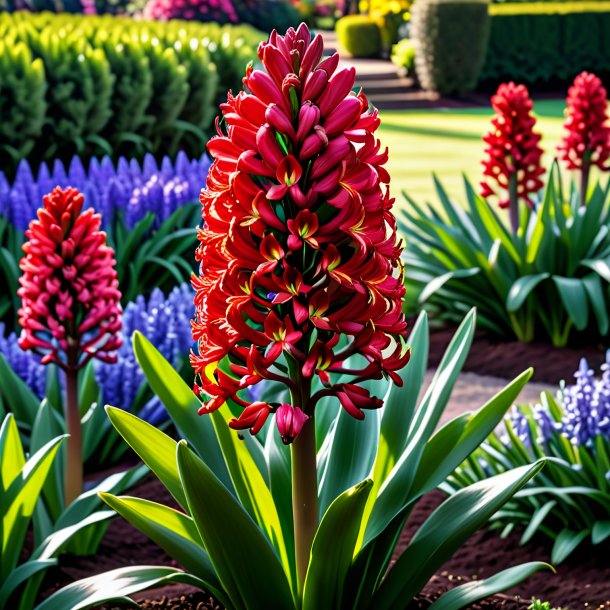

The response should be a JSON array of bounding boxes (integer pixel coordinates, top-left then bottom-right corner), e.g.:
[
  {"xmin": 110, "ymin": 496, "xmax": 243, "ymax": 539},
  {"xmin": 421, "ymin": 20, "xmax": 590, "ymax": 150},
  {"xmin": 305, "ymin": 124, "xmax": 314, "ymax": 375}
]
[{"xmin": 35, "ymin": 327, "xmax": 610, "ymax": 609}]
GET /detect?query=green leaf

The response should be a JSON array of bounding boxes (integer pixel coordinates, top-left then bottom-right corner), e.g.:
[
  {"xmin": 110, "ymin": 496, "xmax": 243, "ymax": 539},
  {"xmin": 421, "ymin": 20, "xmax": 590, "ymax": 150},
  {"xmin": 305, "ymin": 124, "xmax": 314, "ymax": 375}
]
[
  {"xmin": 551, "ymin": 529, "xmax": 588, "ymax": 564},
  {"xmin": 99, "ymin": 494, "xmax": 227, "ymax": 604},
  {"xmin": 363, "ymin": 310, "xmax": 477, "ymax": 547},
  {"xmin": 371, "ymin": 462, "xmax": 545, "ymax": 610},
  {"xmin": 318, "ymin": 406, "xmax": 379, "ymax": 516},
  {"xmin": 410, "ymin": 368, "xmax": 533, "ymax": 498},
  {"xmin": 428, "ymin": 562, "xmax": 553, "ymax": 610},
  {"xmin": 303, "ymin": 480, "xmax": 373, "ymax": 610},
  {"xmin": 520, "ymin": 500, "xmax": 556, "ymax": 545},
  {"xmin": 582, "ymin": 257, "xmax": 610, "ymax": 283},
  {"xmin": 505, "ymin": 274, "xmax": 549, "ymax": 312},
  {"xmin": 34, "ymin": 566, "xmax": 206, "ymax": 610},
  {"xmin": 210, "ymin": 408, "xmax": 291, "ymax": 584},
  {"xmin": 592, "ymin": 521, "xmax": 610, "ymax": 545},
  {"xmin": 132, "ymin": 332, "xmax": 231, "ymax": 490},
  {"xmin": 0, "ymin": 413, "xmax": 26, "ymax": 491},
  {"xmin": 582, "ymin": 273, "xmax": 609, "ymax": 335},
  {"xmin": 105, "ymin": 407, "xmax": 187, "ymax": 510},
  {"xmin": 0, "ymin": 558, "xmax": 57, "ymax": 610},
  {"xmin": 177, "ymin": 441, "xmax": 294, "ymax": 610},
  {"xmin": 418, "ymin": 269, "xmax": 480, "ymax": 304},
  {"xmin": 552, "ymin": 276, "xmax": 589, "ymax": 330},
  {"xmin": 0, "ymin": 355, "xmax": 41, "ymax": 430}
]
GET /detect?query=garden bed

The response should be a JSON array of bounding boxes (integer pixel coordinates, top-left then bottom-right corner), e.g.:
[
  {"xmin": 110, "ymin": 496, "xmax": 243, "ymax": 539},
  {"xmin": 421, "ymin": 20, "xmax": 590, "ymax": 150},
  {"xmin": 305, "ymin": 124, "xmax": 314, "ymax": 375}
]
[{"xmin": 39, "ymin": 464, "xmax": 610, "ymax": 610}]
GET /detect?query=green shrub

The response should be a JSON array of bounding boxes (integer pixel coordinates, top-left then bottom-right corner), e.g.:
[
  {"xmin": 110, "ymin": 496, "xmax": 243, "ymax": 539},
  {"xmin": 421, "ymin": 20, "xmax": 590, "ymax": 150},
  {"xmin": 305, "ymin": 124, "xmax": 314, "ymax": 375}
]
[
  {"xmin": 0, "ymin": 12, "xmax": 263, "ymax": 172},
  {"xmin": 0, "ymin": 40, "xmax": 46, "ymax": 165},
  {"xmin": 481, "ymin": 3, "xmax": 610, "ymax": 84},
  {"xmin": 336, "ymin": 15, "xmax": 382, "ymax": 58},
  {"xmin": 391, "ymin": 37, "xmax": 415, "ymax": 75},
  {"xmin": 411, "ymin": 0, "xmax": 490, "ymax": 95}
]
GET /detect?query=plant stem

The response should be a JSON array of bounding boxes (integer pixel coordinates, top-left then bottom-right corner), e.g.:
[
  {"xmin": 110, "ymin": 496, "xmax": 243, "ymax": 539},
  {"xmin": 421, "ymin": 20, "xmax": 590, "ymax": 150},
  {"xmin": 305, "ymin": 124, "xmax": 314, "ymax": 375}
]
[
  {"xmin": 292, "ymin": 416, "xmax": 318, "ymax": 592},
  {"xmin": 580, "ymin": 162, "xmax": 590, "ymax": 207},
  {"xmin": 64, "ymin": 365, "xmax": 82, "ymax": 505},
  {"xmin": 290, "ymin": 372, "xmax": 317, "ymax": 594},
  {"xmin": 508, "ymin": 172, "xmax": 519, "ymax": 234}
]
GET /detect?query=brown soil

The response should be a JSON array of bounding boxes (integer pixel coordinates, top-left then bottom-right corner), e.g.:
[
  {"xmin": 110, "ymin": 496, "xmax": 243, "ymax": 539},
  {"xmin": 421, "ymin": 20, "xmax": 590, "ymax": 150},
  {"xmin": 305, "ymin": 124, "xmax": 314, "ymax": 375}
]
[{"xmin": 425, "ymin": 324, "xmax": 607, "ymax": 386}]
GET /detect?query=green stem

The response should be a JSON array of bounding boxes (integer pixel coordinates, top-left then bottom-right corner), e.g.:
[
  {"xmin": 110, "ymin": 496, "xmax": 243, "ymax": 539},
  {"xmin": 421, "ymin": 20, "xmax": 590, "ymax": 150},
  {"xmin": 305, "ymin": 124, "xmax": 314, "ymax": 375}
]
[
  {"xmin": 508, "ymin": 172, "xmax": 519, "ymax": 235},
  {"xmin": 64, "ymin": 365, "xmax": 82, "ymax": 506},
  {"xmin": 580, "ymin": 161, "xmax": 590, "ymax": 207},
  {"xmin": 290, "ymin": 376, "xmax": 317, "ymax": 595}
]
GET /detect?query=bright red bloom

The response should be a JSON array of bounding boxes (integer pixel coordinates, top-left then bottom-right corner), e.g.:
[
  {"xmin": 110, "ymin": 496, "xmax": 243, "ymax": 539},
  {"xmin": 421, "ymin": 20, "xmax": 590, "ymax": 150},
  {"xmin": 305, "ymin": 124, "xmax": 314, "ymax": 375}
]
[
  {"xmin": 558, "ymin": 71, "xmax": 610, "ymax": 172},
  {"xmin": 191, "ymin": 23, "xmax": 409, "ymax": 442},
  {"xmin": 18, "ymin": 187, "xmax": 122, "ymax": 370},
  {"xmin": 480, "ymin": 82, "xmax": 545, "ymax": 210}
]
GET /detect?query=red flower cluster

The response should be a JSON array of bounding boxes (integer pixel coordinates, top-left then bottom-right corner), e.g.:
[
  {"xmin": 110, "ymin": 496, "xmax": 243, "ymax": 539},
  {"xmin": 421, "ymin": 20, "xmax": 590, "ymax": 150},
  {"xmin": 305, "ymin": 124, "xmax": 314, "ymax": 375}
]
[
  {"xmin": 192, "ymin": 24, "xmax": 409, "ymax": 443},
  {"xmin": 480, "ymin": 82, "xmax": 545, "ymax": 209},
  {"xmin": 557, "ymin": 71, "xmax": 610, "ymax": 172},
  {"xmin": 143, "ymin": 0, "xmax": 238, "ymax": 23},
  {"xmin": 18, "ymin": 187, "xmax": 122, "ymax": 370}
]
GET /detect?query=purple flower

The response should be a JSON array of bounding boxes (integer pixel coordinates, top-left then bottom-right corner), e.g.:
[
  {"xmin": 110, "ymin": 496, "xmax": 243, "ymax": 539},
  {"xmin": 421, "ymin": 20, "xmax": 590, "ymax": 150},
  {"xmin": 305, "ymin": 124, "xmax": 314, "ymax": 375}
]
[{"xmin": 0, "ymin": 153, "xmax": 210, "ymax": 232}]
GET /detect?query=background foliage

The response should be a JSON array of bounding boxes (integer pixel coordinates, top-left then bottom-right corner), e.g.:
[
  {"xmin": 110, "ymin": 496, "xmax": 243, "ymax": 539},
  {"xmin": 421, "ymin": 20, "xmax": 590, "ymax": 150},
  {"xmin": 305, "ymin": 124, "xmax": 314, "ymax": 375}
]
[{"xmin": 0, "ymin": 12, "xmax": 263, "ymax": 173}]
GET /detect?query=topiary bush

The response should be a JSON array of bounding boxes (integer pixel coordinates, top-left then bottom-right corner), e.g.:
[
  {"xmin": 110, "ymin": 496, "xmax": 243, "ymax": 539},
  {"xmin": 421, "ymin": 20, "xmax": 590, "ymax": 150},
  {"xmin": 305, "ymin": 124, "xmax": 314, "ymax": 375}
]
[
  {"xmin": 411, "ymin": 0, "xmax": 490, "ymax": 95},
  {"xmin": 336, "ymin": 14, "xmax": 382, "ymax": 57}
]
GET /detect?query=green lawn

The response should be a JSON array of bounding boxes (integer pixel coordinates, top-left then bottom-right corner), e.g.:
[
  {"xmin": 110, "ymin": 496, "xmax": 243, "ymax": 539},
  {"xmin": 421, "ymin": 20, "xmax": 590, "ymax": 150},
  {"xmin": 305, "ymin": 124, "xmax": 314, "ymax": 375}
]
[{"xmin": 378, "ymin": 99, "xmax": 568, "ymax": 209}]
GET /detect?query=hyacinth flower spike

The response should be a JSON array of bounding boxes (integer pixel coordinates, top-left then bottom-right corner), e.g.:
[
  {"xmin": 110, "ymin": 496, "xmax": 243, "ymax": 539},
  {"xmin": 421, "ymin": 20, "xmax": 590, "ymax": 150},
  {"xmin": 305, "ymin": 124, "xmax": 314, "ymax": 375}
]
[
  {"xmin": 191, "ymin": 23, "xmax": 409, "ymax": 588},
  {"xmin": 18, "ymin": 186, "xmax": 122, "ymax": 504},
  {"xmin": 480, "ymin": 82, "xmax": 545, "ymax": 233},
  {"xmin": 558, "ymin": 71, "xmax": 610, "ymax": 206}
]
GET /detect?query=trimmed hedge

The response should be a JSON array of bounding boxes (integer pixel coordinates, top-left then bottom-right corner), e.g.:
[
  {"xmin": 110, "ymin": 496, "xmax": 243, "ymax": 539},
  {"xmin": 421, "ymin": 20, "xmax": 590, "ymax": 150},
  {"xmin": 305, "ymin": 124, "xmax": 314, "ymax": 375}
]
[
  {"xmin": 481, "ymin": 2, "xmax": 610, "ymax": 83},
  {"xmin": 336, "ymin": 15, "xmax": 383, "ymax": 58},
  {"xmin": 411, "ymin": 0, "xmax": 490, "ymax": 95},
  {"xmin": 0, "ymin": 12, "xmax": 263, "ymax": 172}
]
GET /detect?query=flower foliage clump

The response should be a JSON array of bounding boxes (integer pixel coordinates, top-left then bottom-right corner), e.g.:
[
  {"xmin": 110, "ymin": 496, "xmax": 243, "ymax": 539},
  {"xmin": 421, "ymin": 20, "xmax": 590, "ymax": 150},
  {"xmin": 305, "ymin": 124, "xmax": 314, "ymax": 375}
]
[
  {"xmin": 192, "ymin": 23, "xmax": 409, "ymax": 442},
  {"xmin": 480, "ymin": 82, "xmax": 545, "ymax": 210},
  {"xmin": 557, "ymin": 71, "xmax": 610, "ymax": 173},
  {"xmin": 18, "ymin": 186, "xmax": 122, "ymax": 370}
]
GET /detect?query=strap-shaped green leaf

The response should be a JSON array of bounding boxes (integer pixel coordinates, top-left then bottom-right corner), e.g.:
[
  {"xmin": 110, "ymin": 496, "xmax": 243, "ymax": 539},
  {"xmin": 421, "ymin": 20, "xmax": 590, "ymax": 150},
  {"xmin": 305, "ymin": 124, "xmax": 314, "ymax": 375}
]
[
  {"xmin": 99, "ymin": 494, "xmax": 228, "ymax": 604},
  {"xmin": 318, "ymin": 407, "xmax": 379, "ymax": 516},
  {"xmin": 0, "ymin": 558, "xmax": 57, "ymax": 610},
  {"xmin": 505, "ymin": 274, "xmax": 549, "ymax": 312},
  {"xmin": 552, "ymin": 276, "xmax": 589, "ymax": 330},
  {"xmin": 428, "ymin": 562, "xmax": 552, "ymax": 610},
  {"xmin": 362, "ymin": 310, "xmax": 476, "ymax": 547},
  {"xmin": 520, "ymin": 500, "xmax": 556, "ymax": 545},
  {"xmin": 303, "ymin": 480, "xmax": 373, "ymax": 610},
  {"xmin": 34, "ymin": 566, "xmax": 206, "ymax": 610},
  {"xmin": 582, "ymin": 273, "xmax": 609, "ymax": 335},
  {"xmin": 0, "ymin": 355, "xmax": 41, "ymax": 431},
  {"xmin": 132, "ymin": 332, "xmax": 232, "ymax": 491},
  {"xmin": 410, "ymin": 368, "xmax": 533, "ymax": 498},
  {"xmin": 370, "ymin": 461, "xmax": 545, "ymax": 610},
  {"xmin": 177, "ymin": 441, "xmax": 294, "ymax": 610},
  {"xmin": 551, "ymin": 528, "xmax": 588, "ymax": 564},
  {"xmin": 210, "ymin": 408, "xmax": 292, "ymax": 587},
  {"xmin": 418, "ymin": 268, "xmax": 480, "ymax": 304},
  {"xmin": 105, "ymin": 407, "xmax": 187, "ymax": 510},
  {"xmin": 0, "ymin": 413, "xmax": 26, "ymax": 492}
]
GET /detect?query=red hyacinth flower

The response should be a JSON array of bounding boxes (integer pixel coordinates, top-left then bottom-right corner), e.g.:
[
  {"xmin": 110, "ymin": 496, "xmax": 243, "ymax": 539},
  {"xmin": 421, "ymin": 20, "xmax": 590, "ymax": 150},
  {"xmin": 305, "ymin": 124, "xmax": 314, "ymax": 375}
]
[
  {"xmin": 480, "ymin": 82, "xmax": 545, "ymax": 232},
  {"xmin": 191, "ymin": 23, "xmax": 409, "ymax": 444},
  {"xmin": 558, "ymin": 72, "xmax": 610, "ymax": 205},
  {"xmin": 18, "ymin": 186, "xmax": 122, "ymax": 371}
]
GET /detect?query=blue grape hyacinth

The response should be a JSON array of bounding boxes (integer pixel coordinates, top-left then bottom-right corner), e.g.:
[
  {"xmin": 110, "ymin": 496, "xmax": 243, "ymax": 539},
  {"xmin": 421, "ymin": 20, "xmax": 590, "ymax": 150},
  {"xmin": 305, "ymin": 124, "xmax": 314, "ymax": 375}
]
[{"xmin": 0, "ymin": 152, "xmax": 209, "ymax": 231}]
